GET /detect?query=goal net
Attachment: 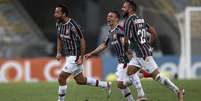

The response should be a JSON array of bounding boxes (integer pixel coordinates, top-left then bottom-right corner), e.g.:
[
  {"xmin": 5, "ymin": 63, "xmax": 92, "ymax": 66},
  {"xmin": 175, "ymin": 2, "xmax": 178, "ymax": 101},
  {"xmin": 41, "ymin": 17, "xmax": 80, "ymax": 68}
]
[{"xmin": 177, "ymin": 7, "xmax": 201, "ymax": 79}]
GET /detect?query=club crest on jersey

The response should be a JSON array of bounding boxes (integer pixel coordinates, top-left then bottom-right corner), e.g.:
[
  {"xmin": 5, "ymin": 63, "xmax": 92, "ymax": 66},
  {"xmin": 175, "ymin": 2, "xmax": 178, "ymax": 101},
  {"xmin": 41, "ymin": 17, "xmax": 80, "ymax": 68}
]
[
  {"xmin": 112, "ymin": 33, "xmax": 117, "ymax": 39},
  {"xmin": 65, "ymin": 29, "xmax": 70, "ymax": 35}
]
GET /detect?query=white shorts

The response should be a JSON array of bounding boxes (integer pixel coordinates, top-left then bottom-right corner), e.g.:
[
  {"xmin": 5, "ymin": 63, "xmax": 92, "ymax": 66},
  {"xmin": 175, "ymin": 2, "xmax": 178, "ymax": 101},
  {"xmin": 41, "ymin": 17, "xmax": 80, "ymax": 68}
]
[
  {"xmin": 62, "ymin": 56, "xmax": 83, "ymax": 76},
  {"xmin": 115, "ymin": 63, "xmax": 130, "ymax": 82},
  {"xmin": 128, "ymin": 56, "xmax": 158, "ymax": 73}
]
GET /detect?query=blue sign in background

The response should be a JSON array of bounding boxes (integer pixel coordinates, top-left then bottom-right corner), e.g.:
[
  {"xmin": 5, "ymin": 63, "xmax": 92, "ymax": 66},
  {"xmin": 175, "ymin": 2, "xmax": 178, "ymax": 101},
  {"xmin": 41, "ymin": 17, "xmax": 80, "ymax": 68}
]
[{"xmin": 101, "ymin": 55, "xmax": 201, "ymax": 79}]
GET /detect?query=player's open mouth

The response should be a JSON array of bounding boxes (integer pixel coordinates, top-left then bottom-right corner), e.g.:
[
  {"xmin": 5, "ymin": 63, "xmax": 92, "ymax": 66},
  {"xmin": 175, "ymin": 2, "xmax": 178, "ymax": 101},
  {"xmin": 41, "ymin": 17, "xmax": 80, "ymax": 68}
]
[{"xmin": 107, "ymin": 20, "xmax": 111, "ymax": 24}]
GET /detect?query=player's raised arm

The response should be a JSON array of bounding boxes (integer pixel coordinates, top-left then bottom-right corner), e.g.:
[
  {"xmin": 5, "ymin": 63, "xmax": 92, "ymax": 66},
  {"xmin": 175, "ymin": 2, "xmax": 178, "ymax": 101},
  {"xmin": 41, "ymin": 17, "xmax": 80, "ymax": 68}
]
[
  {"xmin": 85, "ymin": 39, "xmax": 109, "ymax": 59},
  {"xmin": 90, "ymin": 42, "xmax": 108, "ymax": 55},
  {"xmin": 146, "ymin": 24, "xmax": 157, "ymax": 45}
]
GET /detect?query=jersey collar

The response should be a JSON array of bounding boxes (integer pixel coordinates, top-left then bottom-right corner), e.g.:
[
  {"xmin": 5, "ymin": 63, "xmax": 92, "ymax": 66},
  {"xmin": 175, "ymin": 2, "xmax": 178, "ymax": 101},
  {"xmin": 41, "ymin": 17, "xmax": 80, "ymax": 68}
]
[
  {"xmin": 128, "ymin": 13, "xmax": 136, "ymax": 19},
  {"xmin": 110, "ymin": 24, "xmax": 119, "ymax": 32},
  {"xmin": 62, "ymin": 18, "xmax": 71, "ymax": 25}
]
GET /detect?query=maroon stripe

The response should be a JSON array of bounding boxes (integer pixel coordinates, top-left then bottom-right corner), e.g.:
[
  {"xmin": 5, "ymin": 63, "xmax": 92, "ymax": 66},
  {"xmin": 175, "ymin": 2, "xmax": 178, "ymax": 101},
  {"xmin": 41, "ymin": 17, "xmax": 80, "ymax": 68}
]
[
  {"xmin": 144, "ymin": 43, "xmax": 151, "ymax": 56},
  {"xmin": 118, "ymin": 25, "xmax": 124, "ymax": 31},
  {"xmin": 141, "ymin": 45, "xmax": 148, "ymax": 58},
  {"xmin": 124, "ymin": 93, "xmax": 131, "ymax": 97},
  {"xmin": 75, "ymin": 56, "xmax": 79, "ymax": 62},
  {"xmin": 96, "ymin": 80, "xmax": 99, "ymax": 87},
  {"xmin": 132, "ymin": 22, "xmax": 146, "ymax": 57},
  {"xmin": 123, "ymin": 63, "xmax": 127, "ymax": 69}
]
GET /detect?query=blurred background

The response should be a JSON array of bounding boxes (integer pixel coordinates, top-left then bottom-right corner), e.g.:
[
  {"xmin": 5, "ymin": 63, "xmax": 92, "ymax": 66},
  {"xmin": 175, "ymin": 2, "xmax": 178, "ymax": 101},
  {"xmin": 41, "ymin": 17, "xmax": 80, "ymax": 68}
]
[{"xmin": 0, "ymin": 0, "xmax": 201, "ymax": 83}]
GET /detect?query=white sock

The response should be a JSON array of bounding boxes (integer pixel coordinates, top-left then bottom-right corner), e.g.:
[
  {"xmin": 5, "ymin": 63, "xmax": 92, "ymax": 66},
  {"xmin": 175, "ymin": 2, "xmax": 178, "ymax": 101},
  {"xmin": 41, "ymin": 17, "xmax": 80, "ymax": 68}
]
[
  {"xmin": 58, "ymin": 85, "xmax": 67, "ymax": 101},
  {"xmin": 155, "ymin": 74, "xmax": 179, "ymax": 94},
  {"xmin": 129, "ymin": 74, "xmax": 145, "ymax": 97},
  {"xmin": 86, "ymin": 77, "xmax": 107, "ymax": 88},
  {"xmin": 120, "ymin": 87, "xmax": 135, "ymax": 101}
]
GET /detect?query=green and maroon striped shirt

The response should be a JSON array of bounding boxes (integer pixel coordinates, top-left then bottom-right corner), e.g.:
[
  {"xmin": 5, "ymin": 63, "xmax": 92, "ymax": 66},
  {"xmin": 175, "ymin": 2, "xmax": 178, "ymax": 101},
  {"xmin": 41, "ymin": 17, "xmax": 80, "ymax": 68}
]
[
  {"xmin": 56, "ymin": 18, "xmax": 83, "ymax": 56},
  {"xmin": 124, "ymin": 14, "xmax": 152, "ymax": 58}
]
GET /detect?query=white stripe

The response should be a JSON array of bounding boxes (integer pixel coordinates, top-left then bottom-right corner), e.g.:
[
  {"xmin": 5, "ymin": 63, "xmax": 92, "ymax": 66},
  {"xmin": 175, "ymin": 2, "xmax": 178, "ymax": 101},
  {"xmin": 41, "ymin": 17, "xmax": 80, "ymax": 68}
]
[
  {"xmin": 60, "ymin": 34, "xmax": 70, "ymax": 39},
  {"xmin": 62, "ymin": 18, "xmax": 71, "ymax": 25}
]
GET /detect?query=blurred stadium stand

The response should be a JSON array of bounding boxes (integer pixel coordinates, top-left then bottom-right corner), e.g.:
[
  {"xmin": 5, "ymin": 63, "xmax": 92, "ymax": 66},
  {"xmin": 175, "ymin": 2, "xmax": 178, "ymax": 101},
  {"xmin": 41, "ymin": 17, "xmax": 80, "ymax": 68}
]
[
  {"xmin": 0, "ymin": 0, "xmax": 52, "ymax": 58},
  {"xmin": 0, "ymin": 0, "xmax": 201, "ymax": 58}
]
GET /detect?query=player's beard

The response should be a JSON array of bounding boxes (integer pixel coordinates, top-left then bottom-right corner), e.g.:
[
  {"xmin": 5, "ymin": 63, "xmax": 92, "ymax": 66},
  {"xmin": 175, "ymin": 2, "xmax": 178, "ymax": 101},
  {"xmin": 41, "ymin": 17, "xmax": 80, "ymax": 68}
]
[{"xmin": 122, "ymin": 12, "xmax": 129, "ymax": 18}]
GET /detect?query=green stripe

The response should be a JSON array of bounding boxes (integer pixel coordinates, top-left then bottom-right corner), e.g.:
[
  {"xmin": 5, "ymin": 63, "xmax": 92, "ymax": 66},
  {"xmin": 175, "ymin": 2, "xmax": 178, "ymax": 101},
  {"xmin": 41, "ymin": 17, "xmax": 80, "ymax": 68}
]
[
  {"xmin": 124, "ymin": 16, "xmax": 135, "ymax": 36},
  {"xmin": 76, "ymin": 39, "xmax": 81, "ymax": 55}
]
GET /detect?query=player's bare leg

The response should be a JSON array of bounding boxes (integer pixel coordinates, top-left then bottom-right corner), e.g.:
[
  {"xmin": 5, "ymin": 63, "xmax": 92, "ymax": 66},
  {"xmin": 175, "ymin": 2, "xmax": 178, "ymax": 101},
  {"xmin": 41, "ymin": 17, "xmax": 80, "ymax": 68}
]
[
  {"xmin": 117, "ymin": 81, "xmax": 135, "ymax": 101},
  {"xmin": 127, "ymin": 66, "xmax": 147, "ymax": 101},
  {"xmin": 151, "ymin": 69, "xmax": 184, "ymax": 101},
  {"xmin": 57, "ymin": 71, "xmax": 71, "ymax": 101},
  {"xmin": 74, "ymin": 72, "xmax": 112, "ymax": 98},
  {"xmin": 178, "ymin": 88, "xmax": 185, "ymax": 101}
]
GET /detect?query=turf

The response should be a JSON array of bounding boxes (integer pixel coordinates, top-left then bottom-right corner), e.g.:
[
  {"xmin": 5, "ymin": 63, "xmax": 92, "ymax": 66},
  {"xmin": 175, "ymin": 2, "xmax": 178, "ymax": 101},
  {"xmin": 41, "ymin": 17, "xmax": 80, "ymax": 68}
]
[{"xmin": 0, "ymin": 80, "xmax": 200, "ymax": 101}]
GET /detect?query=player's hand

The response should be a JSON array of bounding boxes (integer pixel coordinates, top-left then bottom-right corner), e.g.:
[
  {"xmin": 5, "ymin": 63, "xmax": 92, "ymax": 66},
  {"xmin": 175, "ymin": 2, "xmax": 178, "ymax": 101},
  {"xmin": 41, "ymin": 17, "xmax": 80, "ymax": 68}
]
[
  {"xmin": 56, "ymin": 52, "xmax": 62, "ymax": 61},
  {"xmin": 76, "ymin": 56, "xmax": 83, "ymax": 65},
  {"xmin": 84, "ymin": 53, "xmax": 92, "ymax": 59}
]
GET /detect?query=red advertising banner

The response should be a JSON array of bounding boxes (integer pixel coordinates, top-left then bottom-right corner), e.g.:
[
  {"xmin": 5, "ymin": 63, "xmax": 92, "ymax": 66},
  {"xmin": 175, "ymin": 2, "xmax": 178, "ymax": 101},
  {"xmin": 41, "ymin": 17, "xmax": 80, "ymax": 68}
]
[{"xmin": 0, "ymin": 57, "xmax": 103, "ymax": 83}]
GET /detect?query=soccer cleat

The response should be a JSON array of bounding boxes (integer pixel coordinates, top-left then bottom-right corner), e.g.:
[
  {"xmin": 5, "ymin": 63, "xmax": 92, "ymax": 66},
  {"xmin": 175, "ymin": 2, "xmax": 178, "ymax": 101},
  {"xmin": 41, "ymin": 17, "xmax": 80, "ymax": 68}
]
[
  {"xmin": 178, "ymin": 88, "xmax": 185, "ymax": 101},
  {"xmin": 136, "ymin": 96, "xmax": 148, "ymax": 101},
  {"xmin": 106, "ymin": 82, "xmax": 112, "ymax": 98}
]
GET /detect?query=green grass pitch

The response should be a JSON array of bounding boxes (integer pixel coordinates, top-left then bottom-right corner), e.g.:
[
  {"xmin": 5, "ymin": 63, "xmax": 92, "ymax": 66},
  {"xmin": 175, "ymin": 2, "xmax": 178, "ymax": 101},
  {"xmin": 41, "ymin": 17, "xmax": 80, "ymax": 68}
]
[{"xmin": 0, "ymin": 80, "xmax": 200, "ymax": 101}]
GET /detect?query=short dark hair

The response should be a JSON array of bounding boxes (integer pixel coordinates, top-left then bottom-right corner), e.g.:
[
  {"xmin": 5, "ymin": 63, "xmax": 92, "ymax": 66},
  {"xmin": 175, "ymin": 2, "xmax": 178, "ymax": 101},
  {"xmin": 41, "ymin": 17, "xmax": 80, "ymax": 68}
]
[
  {"xmin": 125, "ymin": 0, "xmax": 137, "ymax": 11},
  {"xmin": 56, "ymin": 4, "xmax": 69, "ymax": 16},
  {"xmin": 110, "ymin": 10, "xmax": 120, "ymax": 19}
]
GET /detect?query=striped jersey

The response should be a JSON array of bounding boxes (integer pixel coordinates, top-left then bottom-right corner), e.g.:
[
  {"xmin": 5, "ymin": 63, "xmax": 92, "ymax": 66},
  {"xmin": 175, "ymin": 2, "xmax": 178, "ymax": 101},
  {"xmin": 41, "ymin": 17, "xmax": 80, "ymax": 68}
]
[
  {"xmin": 104, "ymin": 25, "xmax": 129, "ymax": 64},
  {"xmin": 56, "ymin": 18, "xmax": 83, "ymax": 56},
  {"xmin": 124, "ymin": 14, "xmax": 152, "ymax": 58}
]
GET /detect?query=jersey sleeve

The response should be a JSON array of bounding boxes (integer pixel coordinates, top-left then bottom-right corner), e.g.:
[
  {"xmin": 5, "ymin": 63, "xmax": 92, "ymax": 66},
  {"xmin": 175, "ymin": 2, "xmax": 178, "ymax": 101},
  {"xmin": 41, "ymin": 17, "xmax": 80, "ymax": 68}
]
[
  {"xmin": 71, "ymin": 20, "xmax": 84, "ymax": 39},
  {"xmin": 103, "ymin": 34, "xmax": 110, "ymax": 46}
]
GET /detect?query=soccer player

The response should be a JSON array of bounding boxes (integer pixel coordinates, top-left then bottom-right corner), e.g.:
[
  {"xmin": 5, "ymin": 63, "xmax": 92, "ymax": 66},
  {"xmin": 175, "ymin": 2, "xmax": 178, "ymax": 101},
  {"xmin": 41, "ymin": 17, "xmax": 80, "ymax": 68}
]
[
  {"xmin": 121, "ymin": 0, "xmax": 184, "ymax": 101},
  {"xmin": 54, "ymin": 5, "xmax": 112, "ymax": 101},
  {"xmin": 85, "ymin": 11, "xmax": 147, "ymax": 101}
]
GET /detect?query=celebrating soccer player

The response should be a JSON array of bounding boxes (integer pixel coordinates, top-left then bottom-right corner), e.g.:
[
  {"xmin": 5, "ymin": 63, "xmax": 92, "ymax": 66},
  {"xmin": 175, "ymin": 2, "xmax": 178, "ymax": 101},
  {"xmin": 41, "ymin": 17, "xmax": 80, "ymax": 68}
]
[
  {"xmin": 121, "ymin": 0, "xmax": 184, "ymax": 101},
  {"xmin": 85, "ymin": 11, "xmax": 147, "ymax": 101},
  {"xmin": 54, "ymin": 4, "xmax": 112, "ymax": 101}
]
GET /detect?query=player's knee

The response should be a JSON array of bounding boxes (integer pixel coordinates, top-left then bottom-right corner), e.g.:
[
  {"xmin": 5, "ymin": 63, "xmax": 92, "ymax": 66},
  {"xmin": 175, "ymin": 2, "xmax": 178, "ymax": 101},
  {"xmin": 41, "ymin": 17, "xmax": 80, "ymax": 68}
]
[
  {"xmin": 150, "ymin": 69, "xmax": 160, "ymax": 79},
  {"xmin": 76, "ymin": 78, "xmax": 87, "ymax": 85},
  {"xmin": 76, "ymin": 80, "xmax": 86, "ymax": 85},
  {"xmin": 127, "ymin": 70, "xmax": 132, "ymax": 76},
  {"xmin": 117, "ymin": 82, "xmax": 126, "ymax": 89},
  {"xmin": 58, "ymin": 73, "xmax": 67, "ymax": 83},
  {"xmin": 58, "ymin": 77, "xmax": 65, "ymax": 84},
  {"xmin": 127, "ymin": 66, "xmax": 138, "ymax": 76}
]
